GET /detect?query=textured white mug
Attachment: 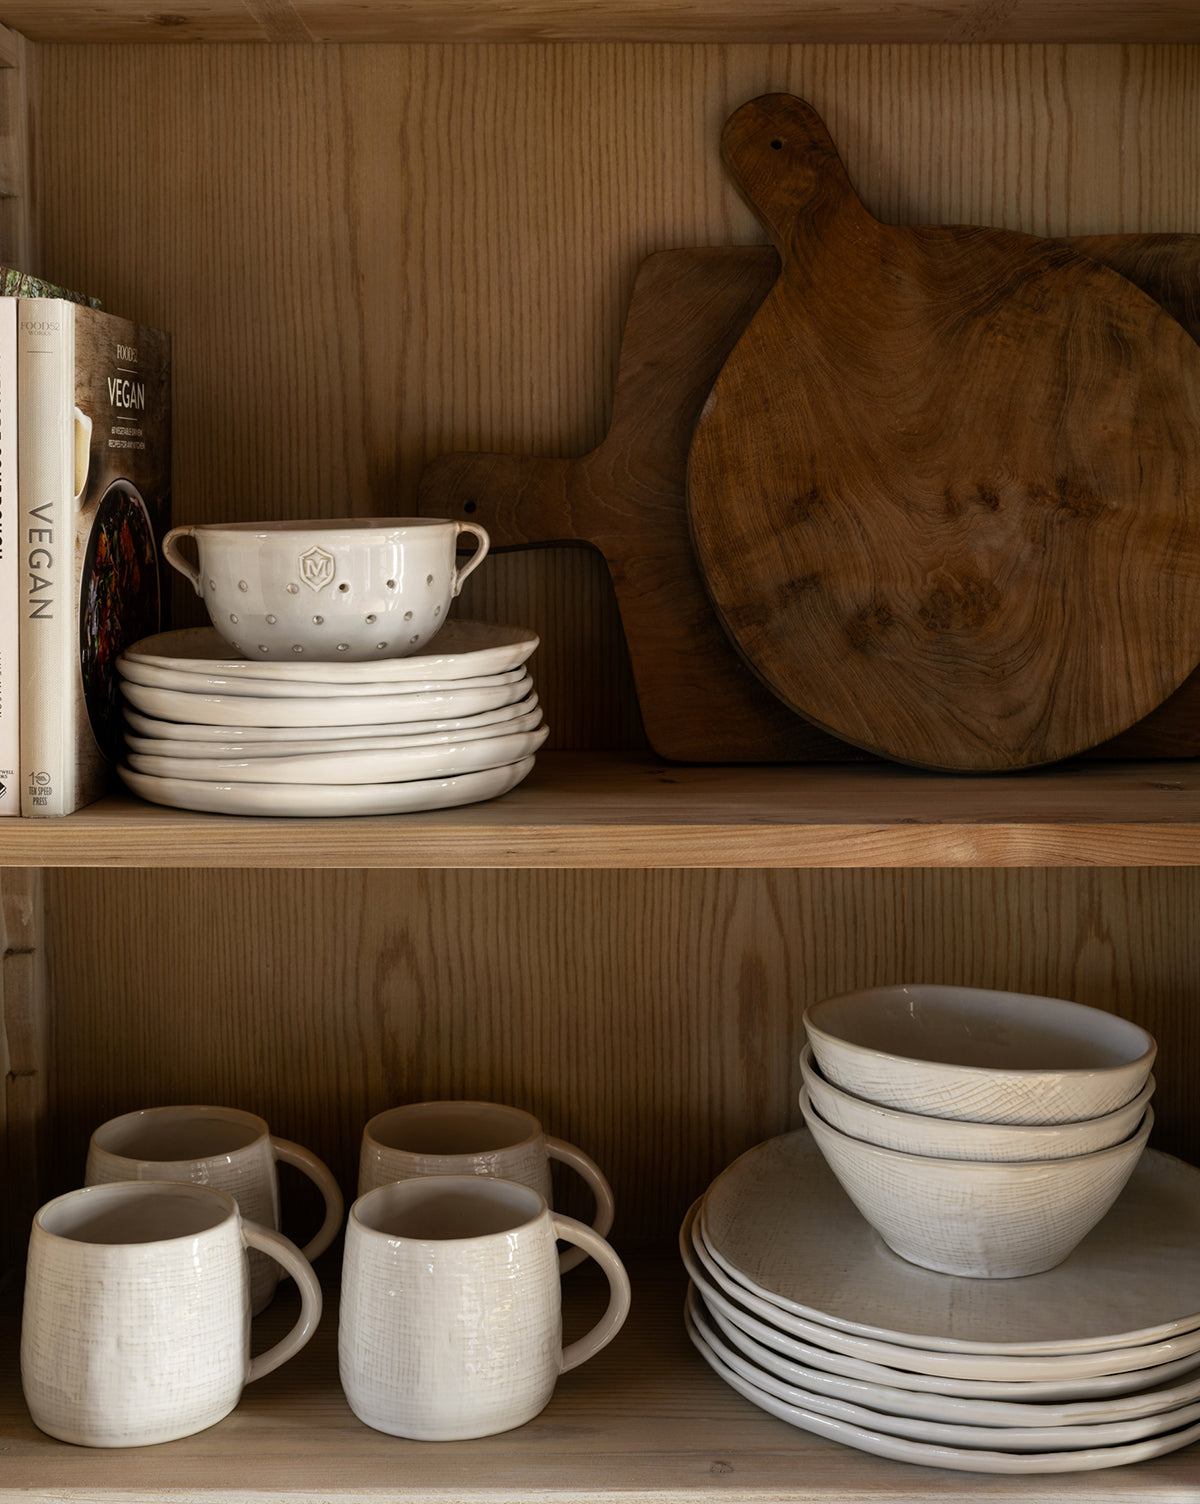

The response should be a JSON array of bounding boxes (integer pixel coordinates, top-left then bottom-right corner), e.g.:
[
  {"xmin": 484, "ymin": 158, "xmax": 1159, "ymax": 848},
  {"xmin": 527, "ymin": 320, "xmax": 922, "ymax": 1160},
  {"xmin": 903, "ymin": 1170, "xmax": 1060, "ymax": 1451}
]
[
  {"xmin": 85, "ymin": 1104, "xmax": 344, "ymax": 1313},
  {"xmin": 22, "ymin": 1180, "xmax": 322, "ymax": 1447},
  {"xmin": 162, "ymin": 516, "xmax": 490, "ymax": 661},
  {"xmin": 358, "ymin": 1099, "xmax": 615, "ymax": 1273},
  {"xmin": 339, "ymin": 1175, "xmax": 631, "ymax": 1441}
]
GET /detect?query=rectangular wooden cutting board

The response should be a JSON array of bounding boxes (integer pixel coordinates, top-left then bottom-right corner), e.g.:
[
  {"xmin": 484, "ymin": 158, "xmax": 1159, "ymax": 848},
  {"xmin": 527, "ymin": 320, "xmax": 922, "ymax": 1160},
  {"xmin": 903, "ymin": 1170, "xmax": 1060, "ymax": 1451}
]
[{"xmin": 417, "ymin": 238, "xmax": 1200, "ymax": 763}]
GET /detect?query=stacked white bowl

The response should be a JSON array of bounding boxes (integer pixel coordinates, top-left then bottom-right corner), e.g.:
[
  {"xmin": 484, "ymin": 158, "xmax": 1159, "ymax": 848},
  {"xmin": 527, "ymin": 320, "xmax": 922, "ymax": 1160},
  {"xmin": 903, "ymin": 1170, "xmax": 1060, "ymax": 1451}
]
[
  {"xmin": 798, "ymin": 984, "xmax": 1157, "ymax": 1279},
  {"xmin": 680, "ymin": 984, "xmax": 1200, "ymax": 1474}
]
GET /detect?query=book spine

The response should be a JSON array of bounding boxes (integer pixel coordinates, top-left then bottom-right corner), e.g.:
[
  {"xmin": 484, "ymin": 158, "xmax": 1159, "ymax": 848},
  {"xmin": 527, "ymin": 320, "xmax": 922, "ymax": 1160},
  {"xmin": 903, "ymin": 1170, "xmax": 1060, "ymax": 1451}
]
[
  {"xmin": 0, "ymin": 298, "xmax": 16, "ymax": 814},
  {"xmin": 18, "ymin": 298, "xmax": 76, "ymax": 817}
]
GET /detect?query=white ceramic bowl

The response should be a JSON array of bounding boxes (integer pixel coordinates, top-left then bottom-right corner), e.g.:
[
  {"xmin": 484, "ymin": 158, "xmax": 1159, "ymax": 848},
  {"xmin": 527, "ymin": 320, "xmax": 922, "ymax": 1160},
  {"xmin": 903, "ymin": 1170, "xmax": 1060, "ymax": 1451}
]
[
  {"xmin": 802, "ymin": 984, "xmax": 1156, "ymax": 1125},
  {"xmin": 799, "ymin": 1086, "xmax": 1153, "ymax": 1279},
  {"xmin": 162, "ymin": 517, "xmax": 490, "ymax": 661},
  {"xmin": 799, "ymin": 1043, "xmax": 1156, "ymax": 1161}
]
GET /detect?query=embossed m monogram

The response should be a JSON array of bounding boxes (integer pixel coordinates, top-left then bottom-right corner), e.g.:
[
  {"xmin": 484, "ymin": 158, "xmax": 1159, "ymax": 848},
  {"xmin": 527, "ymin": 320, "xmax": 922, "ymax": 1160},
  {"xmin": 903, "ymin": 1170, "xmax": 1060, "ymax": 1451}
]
[{"xmin": 298, "ymin": 546, "xmax": 335, "ymax": 591}]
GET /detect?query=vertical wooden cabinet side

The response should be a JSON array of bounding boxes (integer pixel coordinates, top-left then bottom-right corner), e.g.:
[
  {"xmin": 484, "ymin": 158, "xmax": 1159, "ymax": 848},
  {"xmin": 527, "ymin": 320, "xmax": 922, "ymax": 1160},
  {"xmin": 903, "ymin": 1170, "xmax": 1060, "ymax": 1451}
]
[
  {"xmin": 0, "ymin": 22, "xmax": 35, "ymax": 270},
  {"xmin": 1, "ymin": 867, "xmax": 47, "ymax": 1270},
  {"xmin": 0, "ymin": 30, "xmax": 41, "ymax": 1270}
]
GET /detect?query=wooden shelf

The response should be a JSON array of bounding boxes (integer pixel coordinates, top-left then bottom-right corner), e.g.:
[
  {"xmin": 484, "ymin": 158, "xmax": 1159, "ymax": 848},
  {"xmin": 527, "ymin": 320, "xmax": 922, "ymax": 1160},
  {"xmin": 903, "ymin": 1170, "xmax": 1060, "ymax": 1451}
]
[
  {"xmin": 2, "ymin": 0, "xmax": 1199, "ymax": 44},
  {"xmin": 0, "ymin": 753, "xmax": 1197, "ymax": 870},
  {"xmin": 3, "ymin": 1248, "xmax": 1198, "ymax": 1502}
]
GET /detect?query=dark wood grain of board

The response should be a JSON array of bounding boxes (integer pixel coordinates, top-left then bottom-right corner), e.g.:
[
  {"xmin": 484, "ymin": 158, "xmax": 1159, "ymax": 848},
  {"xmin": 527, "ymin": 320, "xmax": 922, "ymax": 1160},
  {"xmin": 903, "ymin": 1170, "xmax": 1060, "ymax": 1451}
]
[
  {"xmin": 419, "ymin": 167, "xmax": 1200, "ymax": 763},
  {"xmin": 686, "ymin": 94, "xmax": 1200, "ymax": 771}
]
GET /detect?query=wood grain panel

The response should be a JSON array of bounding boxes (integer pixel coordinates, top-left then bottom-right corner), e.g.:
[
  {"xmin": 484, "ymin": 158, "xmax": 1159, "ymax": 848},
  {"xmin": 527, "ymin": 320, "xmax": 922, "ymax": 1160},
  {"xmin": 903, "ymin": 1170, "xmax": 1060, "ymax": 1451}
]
[
  {"xmin": 25, "ymin": 43, "xmax": 1200, "ymax": 754},
  {"xmin": 2, "ymin": 38, "xmax": 1199, "ymax": 1504},
  {"xmin": 39, "ymin": 864, "xmax": 1200, "ymax": 1238},
  {"xmin": 3, "ymin": 756, "xmax": 1199, "ymax": 870},
  {"xmin": 0, "ymin": 868, "xmax": 45, "ymax": 1262},
  {"xmin": 0, "ymin": 22, "xmax": 33, "ymax": 268},
  {"xmin": 5, "ymin": 1, "xmax": 1200, "ymax": 45},
  {"xmin": 687, "ymin": 94, "xmax": 1200, "ymax": 770}
]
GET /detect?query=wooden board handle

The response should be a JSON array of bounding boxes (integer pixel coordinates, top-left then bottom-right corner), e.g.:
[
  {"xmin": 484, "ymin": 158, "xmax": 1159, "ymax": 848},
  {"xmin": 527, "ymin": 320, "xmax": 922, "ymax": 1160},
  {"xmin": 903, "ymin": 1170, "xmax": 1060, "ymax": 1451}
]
[
  {"xmin": 416, "ymin": 451, "xmax": 575, "ymax": 547},
  {"xmin": 721, "ymin": 94, "xmax": 869, "ymax": 249}
]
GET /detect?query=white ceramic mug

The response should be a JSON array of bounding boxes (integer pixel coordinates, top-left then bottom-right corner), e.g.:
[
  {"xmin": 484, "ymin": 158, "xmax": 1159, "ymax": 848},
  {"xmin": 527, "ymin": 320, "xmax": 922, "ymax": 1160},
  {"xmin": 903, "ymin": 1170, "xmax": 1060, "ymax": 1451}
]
[
  {"xmin": 21, "ymin": 1180, "xmax": 322, "ymax": 1447},
  {"xmin": 85, "ymin": 1104, "xmax": 344, "ymax": 1314},
  {"xmin": 339, "ymin": 1175, "xmax": 631, "ymax": 1441},
  {"xmin": 358, "ymin": 1099, "xmax": 614, "ymax": 1273},
  {"xmin": 162, "ymin": 516, "xmax": 490, "ymax": 661}
]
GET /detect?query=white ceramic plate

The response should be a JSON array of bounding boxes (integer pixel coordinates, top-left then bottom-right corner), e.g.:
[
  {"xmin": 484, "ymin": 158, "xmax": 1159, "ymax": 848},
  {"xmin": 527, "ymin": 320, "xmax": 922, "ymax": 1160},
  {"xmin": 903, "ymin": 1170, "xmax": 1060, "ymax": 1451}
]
[
  {"xmin": 683, "ymin": 1296, "xmax": 1200, "ymax": 1475},
  {"xmin": 678, "ymin": 1199, "xmax": 1200, "ymax": 1403},
  {"xmin": 127, "ymin": 724, "xmax": 549, "ymax": 786},
  {"xmin": 700, "ymin": 1130, "xmax": 1200, "ymax": 1356},
  {"xmin": 124, "ymin": 622, "xmax": 540, "ymax": 682},
  {"xmin": 117, "ymin": 655, "xmax": 529, "ymax": 698},
  {"xmin": 687, "ymin": 1287, "xmax": 1200, "ymax": 1453},
  {"xmin": 117, "ymin": 754, "xmax": 537, "ymax": 818},
  {"xmin": 120, "ymin": 672, "xmax": 532, "ymax": 728},
  {"xmin": 124, "ymin": 693, "xmax": 540, "ymax": 744},
  {"xmin": 123, "ymin": 705, "xmax": 545, "ymax": 760},
  {"xmin": 692, "ymin": 1280, "xmax": 1200, "ymax": 1433},
  {"xmin": 689, "ymin": 1176, "xmax": 1200, "ymax": 1383}
]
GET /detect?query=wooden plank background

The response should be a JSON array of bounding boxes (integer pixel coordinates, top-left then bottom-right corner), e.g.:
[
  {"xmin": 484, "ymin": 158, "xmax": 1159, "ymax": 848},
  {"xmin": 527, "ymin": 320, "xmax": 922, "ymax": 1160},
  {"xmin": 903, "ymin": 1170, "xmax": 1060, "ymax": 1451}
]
[
  {"xmin": 5, "ymin": 2, "xmax": 1200, "ymax": 44},
  {"xmin": 39, "ymin": 863, "xmax": 1200, "ymax": 1239},
  {"xmin": 24, "ymin": 42, "xmax": 1200, "ymax": 752},
  {"xmin": 12, "ymin": 42, "xmax": 1200, "ymax": 1238}
]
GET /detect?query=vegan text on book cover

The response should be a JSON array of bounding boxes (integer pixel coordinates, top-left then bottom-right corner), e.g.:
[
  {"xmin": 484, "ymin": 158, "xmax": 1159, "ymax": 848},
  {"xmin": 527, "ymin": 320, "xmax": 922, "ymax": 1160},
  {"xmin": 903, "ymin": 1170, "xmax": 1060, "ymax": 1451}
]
[{"xmin": 19, "ymin": 301, "xmax": 170, "ymax": 815}]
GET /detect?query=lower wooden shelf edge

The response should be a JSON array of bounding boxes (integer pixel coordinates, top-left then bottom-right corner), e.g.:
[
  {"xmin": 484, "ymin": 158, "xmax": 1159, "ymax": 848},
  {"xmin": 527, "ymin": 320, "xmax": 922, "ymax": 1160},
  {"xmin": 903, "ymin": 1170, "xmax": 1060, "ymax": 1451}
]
[{"xmin": 1, "ymin": 1246, "xmax": 1198, "ymax": 1502}]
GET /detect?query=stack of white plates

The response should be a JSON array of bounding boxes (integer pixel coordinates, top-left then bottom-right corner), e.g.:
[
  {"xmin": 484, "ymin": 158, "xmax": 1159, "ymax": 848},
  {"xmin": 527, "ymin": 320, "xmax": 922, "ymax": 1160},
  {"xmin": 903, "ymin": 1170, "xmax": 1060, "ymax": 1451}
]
[
  {"xmin": 681, "ymin": 1131, "xmax": 1200, "ymax": 1474},
  {"xmin": 115, "ymin": 622, "xmax": 547, "ymax": 816}
]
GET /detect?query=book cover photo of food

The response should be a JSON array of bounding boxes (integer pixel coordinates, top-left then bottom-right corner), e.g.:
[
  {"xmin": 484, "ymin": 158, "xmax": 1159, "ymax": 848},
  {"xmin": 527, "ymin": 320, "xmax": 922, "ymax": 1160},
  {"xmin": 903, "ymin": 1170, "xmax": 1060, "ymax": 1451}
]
[{"xmin": 18, "ymin": 300, "xmax": 171, "ymax": 817}]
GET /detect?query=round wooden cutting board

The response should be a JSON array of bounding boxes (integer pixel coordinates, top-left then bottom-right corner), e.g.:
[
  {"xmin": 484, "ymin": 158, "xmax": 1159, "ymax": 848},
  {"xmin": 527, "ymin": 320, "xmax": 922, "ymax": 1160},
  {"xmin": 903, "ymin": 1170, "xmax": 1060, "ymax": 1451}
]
[{"xmin": 686, "ymin": 94, "xmax": 1200, "ymax": 771}]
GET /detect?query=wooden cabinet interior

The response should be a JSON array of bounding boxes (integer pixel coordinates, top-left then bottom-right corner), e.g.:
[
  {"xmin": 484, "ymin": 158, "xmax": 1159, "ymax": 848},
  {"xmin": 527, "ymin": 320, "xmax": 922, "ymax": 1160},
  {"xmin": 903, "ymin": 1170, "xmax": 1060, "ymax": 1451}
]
[
  {"xmin": 1, "ymin": 21, "xmax": 1198, "ymax": 1501},
  {"xmin": 29, "ymin": 862, "xmax": 1200, "ymax": 1228}
]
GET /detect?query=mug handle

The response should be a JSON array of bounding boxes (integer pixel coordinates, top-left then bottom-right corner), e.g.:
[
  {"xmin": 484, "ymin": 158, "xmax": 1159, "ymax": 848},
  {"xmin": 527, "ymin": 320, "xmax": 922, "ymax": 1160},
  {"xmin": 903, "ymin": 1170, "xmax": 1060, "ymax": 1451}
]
[
  {"xmin": 450, "ymin": 521, "xmax": 490, "ymax": 596},
  {"xmin": 271, "ymin": 1135, "xmax": 345, "ymax": 1264},
  {"xmin": 162, "ymin": 524, "xmax": 204, "ymax": 597},
  {"xmin": 552, "ymin": 1214, "xmax": 632, "ymax": 1375},
  {"xmin": 546, "ymin": 1136, "xmax": 616, "ymax": 1275},
  {"xmin": 241, "ymin": 1221, "xmax": 323, "ymax": 1383}
]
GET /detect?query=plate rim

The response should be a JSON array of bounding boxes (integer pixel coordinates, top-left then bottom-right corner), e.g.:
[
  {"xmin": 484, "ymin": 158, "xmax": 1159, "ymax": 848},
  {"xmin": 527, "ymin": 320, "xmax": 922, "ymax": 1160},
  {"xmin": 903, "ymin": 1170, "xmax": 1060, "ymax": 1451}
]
[
  {"xmin": 683, "ymin": 1291, "xmax": 1200, "ymax": 1475},
  {"xmin": 119, "ymin": 672, "xmax": 532, "ymax": 728},
  {"xmin": 125, "ymin": 724, "xmax": 549, "ymax": 785},
  {"xmin": 117, "ymin": 753, "xmax": 537, "ymax": 818},
  {"xmin": 685, "ymin": 1284, "xmax": 1200, "ymax": 1453},
  {"xmin": 123, "ymin": 691, "xmax": 540, "ymax": 743},
  {"xmin": 678, "ymin": 1198, "xmax": 1200, "ymax": 1402},
  {"xmin": 700, "ymin": 1130, "xmax": 1200, "ymax": 1356},
  {"xmin": 123, "ymin": 705, "xmax": 545, "ymax": 760},
  {"xmin": 122, "ymin": 621, "xmax": 539, "ymax": 682},
  {"xmin": 688, "ymin": 1190, "xmax": 1200, "ymax": 1382},
  {"xmin": 692, "ymin": 1278, "xmax": 1200, "ymax": 1430}
]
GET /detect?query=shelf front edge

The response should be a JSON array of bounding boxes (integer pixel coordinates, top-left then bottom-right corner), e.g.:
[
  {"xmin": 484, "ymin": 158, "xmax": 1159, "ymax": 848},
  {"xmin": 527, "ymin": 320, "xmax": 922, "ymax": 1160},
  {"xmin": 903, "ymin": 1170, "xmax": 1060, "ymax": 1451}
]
[{"xmin": 0, "ymin": 751, "xmax": 1196, "ymax": 868}]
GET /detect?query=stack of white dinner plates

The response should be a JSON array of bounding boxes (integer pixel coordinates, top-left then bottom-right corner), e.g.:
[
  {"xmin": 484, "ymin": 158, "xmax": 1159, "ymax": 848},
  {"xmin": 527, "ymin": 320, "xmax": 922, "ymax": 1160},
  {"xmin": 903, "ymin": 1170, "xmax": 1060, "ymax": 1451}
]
[
  {"xmin": 115, "ymin": 621, "xmax": 547, "ymax": 816},
  {"xmin": 680, "ymin": 1131, "xmax": 1200, "ymax": 1475}
]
